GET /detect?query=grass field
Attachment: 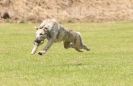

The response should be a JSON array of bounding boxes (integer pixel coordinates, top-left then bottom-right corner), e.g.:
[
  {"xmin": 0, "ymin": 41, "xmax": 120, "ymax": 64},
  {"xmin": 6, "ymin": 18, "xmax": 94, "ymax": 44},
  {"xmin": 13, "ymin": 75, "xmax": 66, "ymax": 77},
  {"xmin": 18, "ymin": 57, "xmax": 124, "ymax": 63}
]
[{"xmin": 0, "ymin": 22, "xmax": 133, "ymax": 86}]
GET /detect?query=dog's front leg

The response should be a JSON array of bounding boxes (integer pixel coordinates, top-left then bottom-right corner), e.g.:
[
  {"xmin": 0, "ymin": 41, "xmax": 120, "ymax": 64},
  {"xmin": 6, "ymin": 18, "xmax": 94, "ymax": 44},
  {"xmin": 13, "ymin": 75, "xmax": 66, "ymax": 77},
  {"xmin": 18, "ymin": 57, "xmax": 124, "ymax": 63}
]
[{"xmin": 38, "ymin": 39, "xmax": 54, "ymax": 55}]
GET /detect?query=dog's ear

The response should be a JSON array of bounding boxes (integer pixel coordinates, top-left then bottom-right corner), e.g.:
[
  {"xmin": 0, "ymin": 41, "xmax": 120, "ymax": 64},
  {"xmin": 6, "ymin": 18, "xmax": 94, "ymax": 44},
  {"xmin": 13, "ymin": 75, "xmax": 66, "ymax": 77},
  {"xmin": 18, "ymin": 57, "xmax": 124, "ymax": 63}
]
[{"xmin": 35, "ymin": 25, "xmax": 44, "ymax": 30}]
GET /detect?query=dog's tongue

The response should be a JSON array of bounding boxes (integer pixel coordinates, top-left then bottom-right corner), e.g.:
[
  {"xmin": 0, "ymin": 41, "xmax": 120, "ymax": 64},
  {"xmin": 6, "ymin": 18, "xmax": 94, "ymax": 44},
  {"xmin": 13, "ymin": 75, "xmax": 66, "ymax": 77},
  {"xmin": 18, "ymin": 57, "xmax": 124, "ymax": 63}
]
[{"xmin": 31, "ymin": 43, "xmax": 38, "ymax": 54}]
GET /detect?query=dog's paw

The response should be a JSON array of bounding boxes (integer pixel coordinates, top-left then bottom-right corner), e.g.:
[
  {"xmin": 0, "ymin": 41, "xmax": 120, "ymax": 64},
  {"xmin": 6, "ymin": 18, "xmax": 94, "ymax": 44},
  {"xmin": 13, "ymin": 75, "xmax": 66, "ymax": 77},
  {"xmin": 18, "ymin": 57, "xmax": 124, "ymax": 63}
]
[
  {"xmin": 38, "ymin": 51, "xmax": 46, "ymax": 55},
  {"xmin": 38, "ymin": 52, "xmax": 43, "ymax": 55},
  {"xmin": 86, "ymin": 48, "xmax": 90, "ymax": 51}
]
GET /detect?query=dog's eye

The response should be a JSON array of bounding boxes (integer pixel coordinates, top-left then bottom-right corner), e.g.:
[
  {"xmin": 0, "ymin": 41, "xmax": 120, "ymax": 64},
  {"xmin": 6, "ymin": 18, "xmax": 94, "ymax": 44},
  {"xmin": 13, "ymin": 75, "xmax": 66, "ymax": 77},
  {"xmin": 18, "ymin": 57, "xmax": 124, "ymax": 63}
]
[
  {"xmin": 40, "ymin": 33, "xmax": 43, "ymax": 35},
  {"xmin": 40, "ymin": 26, "xmax": 43, "ymax": 29},
  {"xmin": 45, "ymin": 27, "xmax": 48, "ymax": 29}
]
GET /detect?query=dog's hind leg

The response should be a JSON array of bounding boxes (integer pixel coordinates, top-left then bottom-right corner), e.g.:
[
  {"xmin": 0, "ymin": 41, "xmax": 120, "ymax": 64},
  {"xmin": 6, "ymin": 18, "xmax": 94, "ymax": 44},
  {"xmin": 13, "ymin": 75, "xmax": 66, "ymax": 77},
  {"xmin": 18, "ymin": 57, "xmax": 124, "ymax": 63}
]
[
  {"xmin": 74, "ymin": 48, "xmax": 83, "ymax": 52},
  {"xmin": 76, "ymin": 33, "xmax": 90, "ymax": 51},
  {"xmin": 82, "ymin": 44, "xmax": 90, "ymax": 51}
]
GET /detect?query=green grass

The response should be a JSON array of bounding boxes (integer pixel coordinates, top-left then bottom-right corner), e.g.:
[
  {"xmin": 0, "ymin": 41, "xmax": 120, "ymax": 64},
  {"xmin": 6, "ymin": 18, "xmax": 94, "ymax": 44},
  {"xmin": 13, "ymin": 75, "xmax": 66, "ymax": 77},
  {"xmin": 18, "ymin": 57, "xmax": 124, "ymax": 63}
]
[{"xmin": 0, "ymin": 22, "xmax": 133, "ymax": 86}]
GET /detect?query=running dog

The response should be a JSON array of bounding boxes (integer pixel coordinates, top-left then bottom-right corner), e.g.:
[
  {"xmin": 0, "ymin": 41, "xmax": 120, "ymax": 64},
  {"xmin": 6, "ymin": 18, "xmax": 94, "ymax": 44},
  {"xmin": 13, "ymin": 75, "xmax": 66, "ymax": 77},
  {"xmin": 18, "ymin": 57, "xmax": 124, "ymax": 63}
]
[{"xmin": 31, "ymin": 19, "xmax": 90, "ymax": 55}]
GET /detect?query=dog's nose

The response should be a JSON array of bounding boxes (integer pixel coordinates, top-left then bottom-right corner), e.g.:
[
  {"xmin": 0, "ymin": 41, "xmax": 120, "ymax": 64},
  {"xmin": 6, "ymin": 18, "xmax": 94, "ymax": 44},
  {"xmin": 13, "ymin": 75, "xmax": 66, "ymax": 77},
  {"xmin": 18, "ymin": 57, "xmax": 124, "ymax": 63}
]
[{"xmin": 34, "ymin": 39, "xmax": 41, "ymax": 44}]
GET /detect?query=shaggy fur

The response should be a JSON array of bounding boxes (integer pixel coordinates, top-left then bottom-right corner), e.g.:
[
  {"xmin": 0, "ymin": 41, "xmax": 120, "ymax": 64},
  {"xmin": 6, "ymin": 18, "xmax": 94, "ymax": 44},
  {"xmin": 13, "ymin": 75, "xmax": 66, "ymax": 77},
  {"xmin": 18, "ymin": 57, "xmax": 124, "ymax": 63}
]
[{"xmin": 31, "ymin": 19, "xmax": 90, "ymax": 55}]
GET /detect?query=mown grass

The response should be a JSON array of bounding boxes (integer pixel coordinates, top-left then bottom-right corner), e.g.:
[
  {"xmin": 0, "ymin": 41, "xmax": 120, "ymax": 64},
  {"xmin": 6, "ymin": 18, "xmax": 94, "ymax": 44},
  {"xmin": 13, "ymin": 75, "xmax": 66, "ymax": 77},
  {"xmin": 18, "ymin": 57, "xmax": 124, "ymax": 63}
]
[{"xmin": 0, "ymin": 22, "xmax": 133, "ymax": 86}]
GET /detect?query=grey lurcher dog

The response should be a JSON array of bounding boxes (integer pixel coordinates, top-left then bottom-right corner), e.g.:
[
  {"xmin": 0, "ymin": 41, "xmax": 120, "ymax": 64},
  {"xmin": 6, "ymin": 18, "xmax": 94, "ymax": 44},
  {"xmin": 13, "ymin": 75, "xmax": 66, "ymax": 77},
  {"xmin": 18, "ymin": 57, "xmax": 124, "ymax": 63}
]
[{"xmin": 31, "ymin": 19, "xmax": 90, "ymax": 55}]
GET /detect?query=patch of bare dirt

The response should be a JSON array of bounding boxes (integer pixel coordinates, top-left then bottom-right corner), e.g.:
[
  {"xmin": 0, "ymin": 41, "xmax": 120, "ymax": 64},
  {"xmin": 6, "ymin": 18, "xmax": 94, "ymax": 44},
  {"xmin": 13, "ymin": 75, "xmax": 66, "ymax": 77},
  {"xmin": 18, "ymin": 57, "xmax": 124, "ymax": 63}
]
[{"xmin": 1, "ymin": 0, "xmax": 133, "ymax": 23}]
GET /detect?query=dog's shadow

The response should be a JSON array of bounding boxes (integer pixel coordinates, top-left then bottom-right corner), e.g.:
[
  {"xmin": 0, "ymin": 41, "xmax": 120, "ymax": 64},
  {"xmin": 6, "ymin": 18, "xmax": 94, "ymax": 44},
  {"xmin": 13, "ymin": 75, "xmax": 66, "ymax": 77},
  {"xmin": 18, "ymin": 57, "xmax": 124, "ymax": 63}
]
[{"xmin": 45, "ymin": 62, "xmax": 88, "ymax": 67}]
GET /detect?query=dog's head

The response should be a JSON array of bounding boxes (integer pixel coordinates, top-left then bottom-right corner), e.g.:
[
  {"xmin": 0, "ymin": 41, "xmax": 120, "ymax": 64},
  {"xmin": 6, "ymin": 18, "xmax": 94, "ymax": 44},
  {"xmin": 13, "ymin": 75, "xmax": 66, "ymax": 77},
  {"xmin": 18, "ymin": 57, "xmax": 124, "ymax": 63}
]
[
  {"xmin": 31, "ymin": 19, "xmax": 57, "ymax": 55},
  {"xmin": 34, "ymin": 27, "xmax": 48, "ymax": 44},
  {"xmin": 31, "ymin": 26, "xmax": 48, "ymax": 55},
  {"xmin": 34, "ymin": 20, "xmax": 56, "ymax": 44}
]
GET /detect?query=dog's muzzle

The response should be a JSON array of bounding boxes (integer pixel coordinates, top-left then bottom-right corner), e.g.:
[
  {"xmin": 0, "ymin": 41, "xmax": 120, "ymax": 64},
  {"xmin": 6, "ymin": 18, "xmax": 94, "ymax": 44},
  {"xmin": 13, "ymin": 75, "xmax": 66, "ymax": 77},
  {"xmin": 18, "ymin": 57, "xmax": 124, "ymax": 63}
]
[
  {"xmin": 34, "ymin": 39, "xmax": 44, "ymax": 45},
  {"xmin": 34, "ymin": 39, "xmax": 42, "ymax": 44}
]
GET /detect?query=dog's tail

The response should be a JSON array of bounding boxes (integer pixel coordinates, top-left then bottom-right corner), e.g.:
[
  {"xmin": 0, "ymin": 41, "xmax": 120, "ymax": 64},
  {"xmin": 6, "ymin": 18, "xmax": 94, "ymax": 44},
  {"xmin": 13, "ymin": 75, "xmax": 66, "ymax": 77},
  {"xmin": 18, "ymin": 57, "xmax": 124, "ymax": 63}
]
[
  {"xmin": 75, "ymin": 32, "xmax": 83, "ymax": 49},
  {"xmin": 76, "ymin": 32, "xmax": 90, "ymax": 51}
]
